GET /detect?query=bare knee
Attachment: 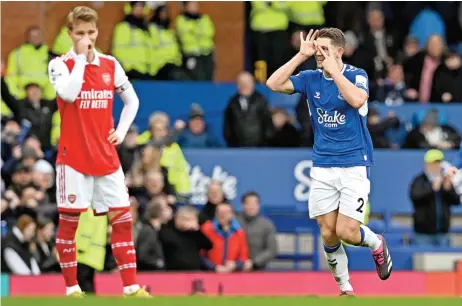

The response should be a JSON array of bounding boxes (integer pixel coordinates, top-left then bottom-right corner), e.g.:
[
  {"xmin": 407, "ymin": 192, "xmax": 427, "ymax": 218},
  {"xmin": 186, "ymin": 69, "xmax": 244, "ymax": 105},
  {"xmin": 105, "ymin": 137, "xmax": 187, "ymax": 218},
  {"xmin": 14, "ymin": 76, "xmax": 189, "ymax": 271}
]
[
  {"xmin": 336, "ymin": 215, "xmax": 361, "ymax": 244},
  {"xmin": 317, "ymin": 212, "xmax": 339, "ymax": 245}
]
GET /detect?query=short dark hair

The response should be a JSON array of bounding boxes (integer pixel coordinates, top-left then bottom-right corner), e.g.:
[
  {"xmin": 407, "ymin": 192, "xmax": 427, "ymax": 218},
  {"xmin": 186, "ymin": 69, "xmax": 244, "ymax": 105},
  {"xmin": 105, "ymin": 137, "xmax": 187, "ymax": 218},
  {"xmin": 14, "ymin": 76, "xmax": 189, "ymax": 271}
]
[
  {"xmin": 241, "ymin": 191, "xmax": 260, "ymax": 204},
  {"xmin": 317, "ymin": 27, "xmax": 346, "ymax": 48}
]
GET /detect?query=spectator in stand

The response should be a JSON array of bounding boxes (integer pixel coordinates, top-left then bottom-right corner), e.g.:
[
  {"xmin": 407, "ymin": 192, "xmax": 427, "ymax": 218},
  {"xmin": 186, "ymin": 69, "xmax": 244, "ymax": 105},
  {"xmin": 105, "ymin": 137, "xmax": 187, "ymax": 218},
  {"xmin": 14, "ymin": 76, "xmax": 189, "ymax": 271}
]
[
  {"xmin": 236, "ymin": 192, "xmax": 277, "ymax": 271},
  {"xmin": 2, "ymin": 136, "xmax": 44, "ymax": 187},
  {"xmin": 396, "ymin": 35, "xmax": 421, "ymax": 64},
  {"xmin": 149, "ymin": 3, "xmax": 191, "ymax": 81},
  {"xmin": 5, "ymin": 26, "xmax": 55, "ymax": 100},
  {"xmin": 129, "ymin": 197, "xmax": 143, "ymax": 242},
  {"xmin": 1, "ymin": 78, "xmax": 56, "ymax": 150},
  {"xmin": 117, "ymin": 124, "xmax": 141, "ymax": 174},
  {"xmin": 198, "ymin": 180, "xmax": 226, "ymax": 225},
  {"xmin": 160, "ymin": 205, "xmax": 212, "ymax": 271},
  {"xmin": 268, "ymin": 108, "xmax": 300, "ymax": 147},
  {"xmin": 367, "ymin": 108, "xmax": 400, "ymax": 149},
  {"xmin": 51, "ymin": 22, "xmax": 74, "ymax": 56},
  {"xmin": 201, "ymin": 202, "xmax": 251, "ymax": 273},
  {"xmin": 224, "ymin": 72, "xmax": 273, "ymax": 147},
  {"xmin": 376, "ymin": 65, "xmax": 409, "ymax": 106},
  {"xmin": 127, "ymin": 143, "xmax": 176, "ymax": 206},
  {"xmin": 249, "ymin": 2, "xmax": 290, "ymax": 81},
  {"xmin": 33, "ymin": 219, "xmax": 60, "ymax": 273},
  {"xmin": 175, "ymin": 1, "xmax": 215, "ymax": 81},
  {"xmin": 403, "ymin": 35, "xmax": 445, "ymax": 103},
  {"xmin": 177, "ymin": 104, "xmax": 221, "ymax": 148},
  {"xmin": 295, "ymin": 96, "xmax": 314, "ymax": 147},
  {"xmin": 2, "ymin": 189, "xmax": 22, "ymax": 229},
  {"xmin": 136, "ymin": 197, "xmax": 172, "ymax": 271},
  {"xmin": 112, "ymin": 1, "xmax": 152, "ymax": 80},
  {"xmin": 431, "ymin": 52, "xmax": 462, "ymax": 103},
  {"xmin": 31, "ymin": 159, "xmax": 56, "ymax": 220},
  {"xmin": 3, "ymin": 163, "xmax": 33, "ymax": 200},
  {"xmin": 1, "ymin": 215, "xmax": 40, "ymax": 275},
  {"xmin": 409, "ymin": 149, "xmax": 460, "ymax": 247},
  {"xmin": 409, "ymin": 7, "xmax": 446, "ymax": 49},
  {"xmin": 353, "ymin": 6, "xmax": 398, "ymax": 99},
  {"xmin": 404, "ymin": 108, "xmax": 461, "ymax": 150},
  {"xmin": 132, "ymin": 170, "xmax": 175, "ymax": 218},
  {"xmin": 137, "ymin": 112, "xmax": 191, "ymax": 202},
  {"xmin": 287, "ymin": 1, "xmax": 325, "ymax": 34},
  {"xmin": 1, "ymin": 120, "xmax": 20, "ymax": 162}
]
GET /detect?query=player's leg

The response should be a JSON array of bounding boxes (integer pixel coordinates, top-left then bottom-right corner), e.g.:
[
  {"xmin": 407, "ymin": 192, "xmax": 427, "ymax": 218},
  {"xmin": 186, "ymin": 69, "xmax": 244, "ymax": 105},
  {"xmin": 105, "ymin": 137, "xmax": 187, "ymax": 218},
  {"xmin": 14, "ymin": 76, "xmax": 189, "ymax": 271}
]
[
  {"xmin": 309, "ymin": 169, "xmax": 354, "ymax": 295},
  {"xmin": 336, "ymin": 167, "xmax": 392, "ymax": 280},
  {"xmin": 55, "ymin": 164, "xmax": 91, "ymax": 296},
  {"xmin": 93, "ymin": 167, "xmax": 149, "ymax": 297}
]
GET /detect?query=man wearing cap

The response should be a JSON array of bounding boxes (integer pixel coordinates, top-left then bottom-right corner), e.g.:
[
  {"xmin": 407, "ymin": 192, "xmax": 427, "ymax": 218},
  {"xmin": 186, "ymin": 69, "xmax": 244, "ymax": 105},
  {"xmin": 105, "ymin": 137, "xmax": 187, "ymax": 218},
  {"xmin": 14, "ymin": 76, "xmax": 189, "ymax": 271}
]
[
  {"xmin": 177, "ymin": 104, "xmax": 220, "ymax": 148},
  {"xmin": 409, "ymin": 149, "xmax": 461, "ymax": 247}
]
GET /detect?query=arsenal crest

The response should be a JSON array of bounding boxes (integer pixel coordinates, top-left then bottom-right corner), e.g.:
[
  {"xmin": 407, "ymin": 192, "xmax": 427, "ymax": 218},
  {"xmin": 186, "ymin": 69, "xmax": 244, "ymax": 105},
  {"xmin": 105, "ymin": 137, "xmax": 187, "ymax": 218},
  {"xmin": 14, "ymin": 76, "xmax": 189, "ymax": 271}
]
[
  {"xmin": 102, "ymin": 73, "xmax": 111, "ymax": 86},
  {"xmin": 68, "ymin": 194, "xmax": 76, "ymax": 204}
]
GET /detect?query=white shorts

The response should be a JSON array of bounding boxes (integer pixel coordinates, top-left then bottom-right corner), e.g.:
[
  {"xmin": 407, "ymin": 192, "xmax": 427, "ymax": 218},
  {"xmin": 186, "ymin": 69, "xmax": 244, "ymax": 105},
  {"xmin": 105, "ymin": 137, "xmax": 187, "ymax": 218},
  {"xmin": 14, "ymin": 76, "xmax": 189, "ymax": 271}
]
[
  {"xmin": 308, "ymin": 166, "xmax": 370, "ymax": 223},
  {"xmin": 56, "ymin": 164, "xmax": 130, "ymax": 214}
]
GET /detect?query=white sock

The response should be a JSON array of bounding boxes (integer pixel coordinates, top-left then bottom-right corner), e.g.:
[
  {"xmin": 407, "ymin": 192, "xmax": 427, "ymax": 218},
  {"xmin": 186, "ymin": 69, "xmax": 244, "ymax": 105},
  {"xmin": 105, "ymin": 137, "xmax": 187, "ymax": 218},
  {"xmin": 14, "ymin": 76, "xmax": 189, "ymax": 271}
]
[
  {"xmin": 324, "ymin": 242, "xmax": 353, "ymax": 292},
  {"xmin": 66, "ymin": 284, "xmax": 82, "ymax": 295},
  {"xmin": 360, "ymin": 225, "xmax": 382, "ymax": 251},
  {"xmin": 123, "ymin": 284, "xmax": 141, "ymax": 295}
]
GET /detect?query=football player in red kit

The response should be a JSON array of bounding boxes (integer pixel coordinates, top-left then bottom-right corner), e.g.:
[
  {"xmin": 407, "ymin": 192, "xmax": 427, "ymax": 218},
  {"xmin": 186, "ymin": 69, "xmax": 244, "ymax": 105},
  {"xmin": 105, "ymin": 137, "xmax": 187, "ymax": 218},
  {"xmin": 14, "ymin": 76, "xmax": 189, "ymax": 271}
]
[{"xmin": 48, "ymin": 6, "xmax": 149, "ymax": 297}]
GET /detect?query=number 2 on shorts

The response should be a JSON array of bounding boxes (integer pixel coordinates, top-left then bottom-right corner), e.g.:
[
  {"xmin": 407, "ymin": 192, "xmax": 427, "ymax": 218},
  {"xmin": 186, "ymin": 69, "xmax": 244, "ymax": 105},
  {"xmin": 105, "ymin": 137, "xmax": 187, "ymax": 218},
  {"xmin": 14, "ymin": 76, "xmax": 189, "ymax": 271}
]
[{"xmin": 356, "ymin": 198, "xmax": 364, "ymax": 213}]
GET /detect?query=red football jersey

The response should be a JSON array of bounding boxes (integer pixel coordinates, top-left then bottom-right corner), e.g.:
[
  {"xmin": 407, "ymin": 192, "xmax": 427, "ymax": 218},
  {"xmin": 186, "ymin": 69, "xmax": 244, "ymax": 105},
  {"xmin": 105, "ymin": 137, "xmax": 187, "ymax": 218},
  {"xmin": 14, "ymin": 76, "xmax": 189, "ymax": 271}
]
[{"xmin": 50, "ymin": 51, "xmax": 127, "ymax": 176}]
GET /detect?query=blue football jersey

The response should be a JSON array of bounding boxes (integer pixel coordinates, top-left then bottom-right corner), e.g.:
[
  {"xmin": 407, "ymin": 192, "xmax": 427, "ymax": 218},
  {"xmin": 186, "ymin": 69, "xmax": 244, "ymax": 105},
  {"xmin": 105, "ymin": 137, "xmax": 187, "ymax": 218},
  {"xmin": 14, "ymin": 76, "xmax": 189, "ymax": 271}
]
[{"xmin": 289, "ymin": 64, "xmax": 374, "ymax": 167}]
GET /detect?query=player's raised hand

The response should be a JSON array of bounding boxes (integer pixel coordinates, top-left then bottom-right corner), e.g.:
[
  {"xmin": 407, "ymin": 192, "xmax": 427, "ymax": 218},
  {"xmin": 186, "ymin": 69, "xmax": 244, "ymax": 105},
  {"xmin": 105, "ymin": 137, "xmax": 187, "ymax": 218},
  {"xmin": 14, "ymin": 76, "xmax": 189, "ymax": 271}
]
[
  {"xmin": 317, "ymin": 46, "xmax": 339, "ymax": 75},
  {"xmin": 108, "ymin": 128, "xmax": 122, "ymax": 146},
  {"xmin": 299, "ymin": 29, "xmax": 319, "ymax": 58},
  {"xmin": 76, "ymin": 36, "xmax": 92, "ymax": 57}
]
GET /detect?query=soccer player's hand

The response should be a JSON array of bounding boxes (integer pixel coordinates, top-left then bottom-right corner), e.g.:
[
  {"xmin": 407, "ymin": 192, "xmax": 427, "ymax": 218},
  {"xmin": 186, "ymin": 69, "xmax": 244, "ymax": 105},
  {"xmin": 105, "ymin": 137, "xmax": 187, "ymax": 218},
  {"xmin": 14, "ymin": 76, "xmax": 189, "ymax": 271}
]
[
  {"xmin": 76, "ymin": 36, "xmax": 92, "ymax": 57},
  {"xmin": 108, "ymin": 129, "xmax": 122, "ymax": 146},
  {"xmin": 299, "ymin": 29, "xmax": 319, "ymax": 58},
  {"xmin": 317, "ymin": 47, "xmax": 339, "ymax": 75}
]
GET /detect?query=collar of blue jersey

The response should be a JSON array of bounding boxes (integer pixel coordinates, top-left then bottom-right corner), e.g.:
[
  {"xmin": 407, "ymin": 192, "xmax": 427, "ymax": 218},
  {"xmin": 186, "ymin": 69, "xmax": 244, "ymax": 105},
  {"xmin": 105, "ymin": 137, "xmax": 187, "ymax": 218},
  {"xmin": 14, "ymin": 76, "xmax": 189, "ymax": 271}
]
[
  {"xmin": 322, "ymin": 64, "xmax": 346, "ymax": 81},
  {"xmin": 68, "ymin": 48, "xmax": 100, "ymax": 66}
]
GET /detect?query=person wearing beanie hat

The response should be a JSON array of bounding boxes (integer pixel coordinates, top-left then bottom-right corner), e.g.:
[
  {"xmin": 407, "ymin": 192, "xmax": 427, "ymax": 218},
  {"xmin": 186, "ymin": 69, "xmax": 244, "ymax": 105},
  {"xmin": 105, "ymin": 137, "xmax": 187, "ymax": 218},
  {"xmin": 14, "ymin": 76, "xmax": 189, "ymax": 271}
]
[
  {"xmin": 409, "ymin": 148, "xmax": 461, "ymax": 247},
  {"xmin": 177, "ymin": 104, "xmax": 221, "ymax": 149}
]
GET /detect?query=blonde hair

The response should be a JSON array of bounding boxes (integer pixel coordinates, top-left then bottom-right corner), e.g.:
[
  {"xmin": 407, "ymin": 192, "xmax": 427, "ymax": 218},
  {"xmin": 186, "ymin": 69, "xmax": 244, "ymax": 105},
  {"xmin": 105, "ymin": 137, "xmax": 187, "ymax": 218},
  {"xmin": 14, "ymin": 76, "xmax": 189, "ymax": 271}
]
[{"xmin": 67, "ymin": 6, "xmax": 99, "ymax": 30}]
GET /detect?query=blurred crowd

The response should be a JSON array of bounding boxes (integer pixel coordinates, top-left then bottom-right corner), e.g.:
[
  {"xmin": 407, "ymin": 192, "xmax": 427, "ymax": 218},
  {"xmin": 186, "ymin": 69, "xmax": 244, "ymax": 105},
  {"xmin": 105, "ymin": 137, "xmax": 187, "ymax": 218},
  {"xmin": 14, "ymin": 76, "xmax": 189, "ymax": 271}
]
[{"xmin": 1, "ymin": 1, "xmax": 462, "ymax": 276}]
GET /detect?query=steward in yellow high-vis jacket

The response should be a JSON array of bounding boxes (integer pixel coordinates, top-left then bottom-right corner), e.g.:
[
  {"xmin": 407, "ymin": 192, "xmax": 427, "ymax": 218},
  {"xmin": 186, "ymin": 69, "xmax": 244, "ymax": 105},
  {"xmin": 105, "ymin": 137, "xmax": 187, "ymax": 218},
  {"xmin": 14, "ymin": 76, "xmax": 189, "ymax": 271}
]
[
  {"xmin": 175, "ymin": 1, "xmax": 215, "ymax": 81},
  {"xmin": 5, "ymin": 26, "xmax": 55, "ymax": 100}
]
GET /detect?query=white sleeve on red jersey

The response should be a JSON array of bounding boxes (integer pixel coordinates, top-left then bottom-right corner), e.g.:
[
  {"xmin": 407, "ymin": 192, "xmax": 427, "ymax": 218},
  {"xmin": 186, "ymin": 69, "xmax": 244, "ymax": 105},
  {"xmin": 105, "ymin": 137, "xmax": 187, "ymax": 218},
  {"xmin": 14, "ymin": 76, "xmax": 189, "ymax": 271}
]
[
  {"xmin": 48, "ymin": 55, "xmax": 86, "ymax": 103},
  {"xmin": 113, "ymin": 58, "xmax": 139, "ymax": 142},
  {"xmin": 113, "ymin": 58, "xmax": 129, "ymax": 89}
]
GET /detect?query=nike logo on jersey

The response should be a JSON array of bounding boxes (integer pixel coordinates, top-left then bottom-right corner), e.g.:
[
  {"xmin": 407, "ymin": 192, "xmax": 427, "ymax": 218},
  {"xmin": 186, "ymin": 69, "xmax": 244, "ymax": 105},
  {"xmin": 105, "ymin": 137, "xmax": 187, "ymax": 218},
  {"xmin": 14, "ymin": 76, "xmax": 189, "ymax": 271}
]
[{"xmin": 314, "ymin": 92, "xmax": 320, "ymax": 99}]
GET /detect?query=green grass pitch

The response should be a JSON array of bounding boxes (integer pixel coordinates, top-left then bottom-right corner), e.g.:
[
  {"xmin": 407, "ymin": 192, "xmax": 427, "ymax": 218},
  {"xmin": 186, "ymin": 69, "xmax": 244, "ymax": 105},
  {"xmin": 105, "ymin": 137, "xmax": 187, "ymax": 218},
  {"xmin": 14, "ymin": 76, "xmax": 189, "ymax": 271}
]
[{"xmin": 2, "ymin": 296, "xmax": 461, "ymax": 306}]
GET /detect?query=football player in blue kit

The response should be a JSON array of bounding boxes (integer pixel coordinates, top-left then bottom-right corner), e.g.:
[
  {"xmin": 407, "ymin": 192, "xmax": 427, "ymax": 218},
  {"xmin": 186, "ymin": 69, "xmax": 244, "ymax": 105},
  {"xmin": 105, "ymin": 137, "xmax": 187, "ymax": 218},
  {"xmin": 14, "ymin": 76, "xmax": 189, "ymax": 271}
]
[{"xmin": 267, "ymin": 28, "xmax": 392, "ymax": 296}]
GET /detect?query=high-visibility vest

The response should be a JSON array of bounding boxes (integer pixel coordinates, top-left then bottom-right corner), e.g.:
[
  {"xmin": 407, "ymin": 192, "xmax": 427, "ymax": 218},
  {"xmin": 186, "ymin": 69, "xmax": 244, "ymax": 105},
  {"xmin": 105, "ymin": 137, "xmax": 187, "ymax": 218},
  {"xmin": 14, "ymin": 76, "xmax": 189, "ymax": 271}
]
[
  {"xmin": 5, "ymin": 43, "xmax": 56, "ymax": 100},
  {"xmin": 112, "ymin": 21, "xmax": 152, "ymax": 74},
  {"xmin": 149, "ymin": 25, "xmax": 182, "ymax": 75},
  {"xmin": 250, "ymin": 2, "xmax": 289, "ymax": 32},
  {"xmin": 287, "ymin": 1, "xmax": 326, "ymax": 26},
  {"xmin": 175, "ymin": 14, "xmax": 215, "ymax": 56},
  {"xmin": 52, "ymin": 26, "xmax": 74, "ymax": 56},
  {"xmin": 75, "ymin": 208, "xmax": 108, "ymax": 271},
  {"xmin": 160, "ymin": 142, "xmax": 191, "ymax": 196}
]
